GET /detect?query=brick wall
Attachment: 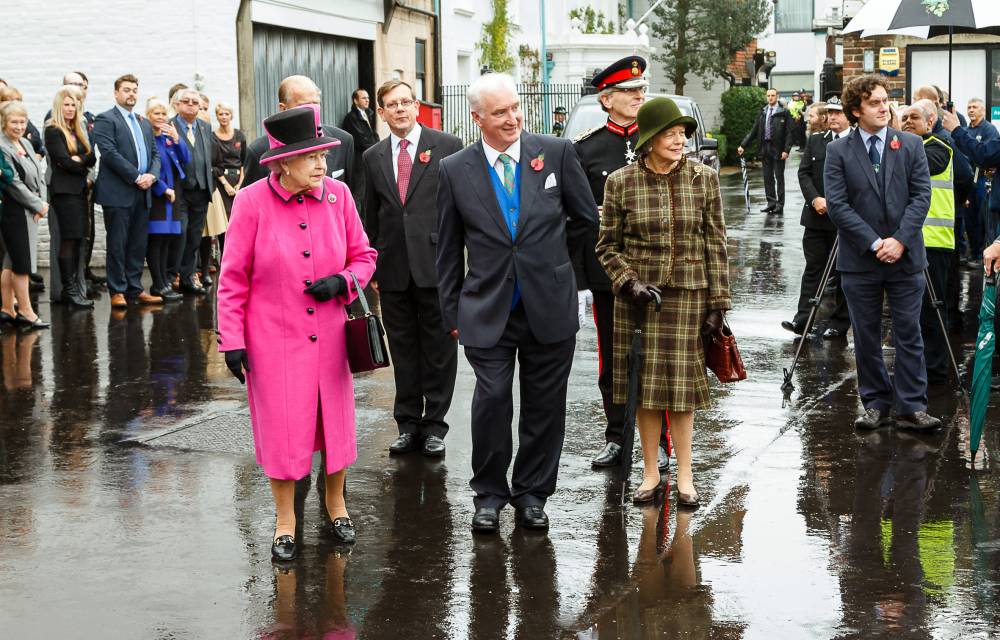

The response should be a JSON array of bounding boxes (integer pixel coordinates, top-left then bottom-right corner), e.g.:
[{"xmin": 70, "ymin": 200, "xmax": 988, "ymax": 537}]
[
  {"xmin": 727, "ymin": 39, "xmax": 760, "ymax": 84},
  {"xmin": 841, "ymin": 33, "xmax": 907, "ymax": 95}
]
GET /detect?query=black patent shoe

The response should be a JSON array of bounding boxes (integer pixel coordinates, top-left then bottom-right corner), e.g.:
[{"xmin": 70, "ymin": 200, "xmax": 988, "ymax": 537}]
[
  {"xmin": 271, "ymin": 535, "xmax": 297, "ymax": 561},
  {"xmin": 633, "ymin": 480, "xmax": 665, "ymax": 504},
  {"xmin": 389, "ymin": 433, "xmax": 421, "ymax": 455},
  {"xmin": 657, "ymin": 445, "xmax": 670, "ymax": 471},
  {"xmin": 15, "ymin": 313, "xmax": 49, "ymax": 330},
  {"xmin": 330, "ymin": 517, "xmax": 356, "ymax": 544},
  {"xmin": 422, "ymin": 435, "xmax": 446, "ymax": 457},
  {"xmin": 591, "ymin": 441, "xmax": 622, "ymax": 468},
  {"xmin": 514, "ymin": 505, "xmax": 549, "ymax": 530},
  {"xmin": 0, "ymin": 311, "xmax": 14, "ymax": 327},
  {"xmin": 854, "ymin": 408, "xmax": 893, "ymax": 430},
  {"xmin": 781, "ymin": 320, "xmax": 804, "ymax": 335},
  {"xmin": 471, "ymin": 507, "xmax": 500, "ymax": 534}
]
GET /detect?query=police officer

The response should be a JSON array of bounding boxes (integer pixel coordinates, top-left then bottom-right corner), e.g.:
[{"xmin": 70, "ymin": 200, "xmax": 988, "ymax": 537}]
[
  {"xmin": 573, "ymin": 55, "xmax": 669, "ymax": 471},
  {"xmin": 552, "ymin": 105, "xmax": 567, "ymax": 137}
]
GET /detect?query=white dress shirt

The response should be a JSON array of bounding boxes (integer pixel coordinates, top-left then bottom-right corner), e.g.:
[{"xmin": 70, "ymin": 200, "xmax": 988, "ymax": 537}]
[
  {"xmin": 390, "ymin": 124, "xmax": 422, "ymax": 180},
  {"xmin": 482, "ymin": 137, "xmax": 521, "ymax": 182}
]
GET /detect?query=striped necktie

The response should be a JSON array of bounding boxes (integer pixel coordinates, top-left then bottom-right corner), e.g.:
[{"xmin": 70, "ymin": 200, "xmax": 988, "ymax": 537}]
[{"xmin": 498, "ymin": 153, "xmax": 515, "ymax": 194}]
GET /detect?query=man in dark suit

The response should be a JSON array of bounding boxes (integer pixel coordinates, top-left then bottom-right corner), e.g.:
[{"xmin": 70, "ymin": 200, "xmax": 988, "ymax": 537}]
[
  {"xmin": 436, "ymin": 73, "xmax": 599, "ymax": 534},
  {"xmin": 825, "ymin": 75, "xmax": 940, "ymax": 431},
  {"xmin": 342, "ymin": 88, "xmax": 379, "ymax": 218},
  {"xmin": 362, "ymin": 79, "xmax": 462, "ymax": 458},
  {"xmin": 244, "ymin": 75, "xmax": 354, "ymax": 189},
  {"xmin": 170, "ymin": 88, "xmax": 215, "ymax": 295},
  {"xmin": 738, "ymin": 88, "xmax": 793, "ymax": 214},
  {"xmin": 783, "ymin": 98, "xmax": 851, "ymax": 338},
  {"xmin": 93, "ymin": 74, "xmax": 161, "ymax": 307}
]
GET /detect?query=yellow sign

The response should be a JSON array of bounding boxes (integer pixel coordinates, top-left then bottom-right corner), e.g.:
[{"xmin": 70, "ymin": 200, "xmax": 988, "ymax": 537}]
[{"xmin": 879, "ymin": 47, "xmax": 900, "ymax": 77}]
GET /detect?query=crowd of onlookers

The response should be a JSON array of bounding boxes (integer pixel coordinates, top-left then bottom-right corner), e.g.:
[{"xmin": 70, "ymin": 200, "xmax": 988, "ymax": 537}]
[{"xmin": 0, "ymin": 71, "xmax": 245, "ymax": 329}]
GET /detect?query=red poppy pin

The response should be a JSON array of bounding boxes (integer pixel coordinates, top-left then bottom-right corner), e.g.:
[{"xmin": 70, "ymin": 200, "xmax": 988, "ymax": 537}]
[
  {"xmin": 530, "ymin": 153, "xmax": 545, "ymax": 172},
  {"xmin": 890, "ymin": 135, "xmax": 901, "ymax": 150},
  {"xmin": 419, "ymin": 150, "xmax": 432, "ymax": 164}
]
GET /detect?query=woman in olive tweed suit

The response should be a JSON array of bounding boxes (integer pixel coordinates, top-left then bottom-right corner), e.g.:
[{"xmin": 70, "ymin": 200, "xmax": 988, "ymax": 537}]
[{"xmin": 596, "ymin": 97, "xmax": 731, "ymax": 508}]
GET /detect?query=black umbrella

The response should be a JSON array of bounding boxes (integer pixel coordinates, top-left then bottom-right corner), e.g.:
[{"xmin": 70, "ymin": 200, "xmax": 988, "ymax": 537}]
[{"xmin": 619, "ymin": 288, "xmax": 662, "ymax": 494}]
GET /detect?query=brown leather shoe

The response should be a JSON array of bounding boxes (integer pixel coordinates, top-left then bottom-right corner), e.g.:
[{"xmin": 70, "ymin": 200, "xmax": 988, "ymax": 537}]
[
  {"xmin": 136, "ymin": 292, "xmax": 164, "ymax": 305},
  {"xmin": 110, "ymin": 293, "xmax": 128, "ymax": 308}
]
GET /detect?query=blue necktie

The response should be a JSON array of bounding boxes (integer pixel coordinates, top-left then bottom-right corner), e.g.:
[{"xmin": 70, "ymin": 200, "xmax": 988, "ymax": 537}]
[
  {"xmin": 764, "ymin": 107, "xmax": 772, "ymax": 140},
  {"xmin": 868, "ymin": 136, "xmax": 881, "ymax": 174},
  {"xmin": 128, "ymin": 112, "xmax": 148, "ymax": 174}
]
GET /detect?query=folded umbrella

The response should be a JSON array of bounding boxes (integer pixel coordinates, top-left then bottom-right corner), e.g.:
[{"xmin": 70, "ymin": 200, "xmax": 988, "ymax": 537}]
[
  {"xmin": 969, "ymin": 273, "xmax": 996, "ymax": 459},
  {"xmin": 619, "ymin": 289, "xmax": 662, "ymax": 493},
  {"xmin": 739, "ymin": 157, "xmax": 751, "ymax": 213}
]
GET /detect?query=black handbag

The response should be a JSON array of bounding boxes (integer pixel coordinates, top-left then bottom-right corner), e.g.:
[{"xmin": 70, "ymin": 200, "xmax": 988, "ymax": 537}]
[{"xmin": 344, "ymin": 271, "xmax": 390, "ymax": 373}]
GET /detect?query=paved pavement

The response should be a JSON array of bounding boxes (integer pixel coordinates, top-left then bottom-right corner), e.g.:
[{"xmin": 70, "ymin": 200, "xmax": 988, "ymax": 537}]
[{"xmin": 1, "ymin": 155, "xmax": 999, "ymax": 639}]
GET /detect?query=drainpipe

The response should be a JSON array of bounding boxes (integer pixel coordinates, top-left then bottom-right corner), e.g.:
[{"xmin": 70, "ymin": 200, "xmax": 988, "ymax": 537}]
[{"xmin": 541, "ymin": 0, "xmax": 550, "ymax": 133}]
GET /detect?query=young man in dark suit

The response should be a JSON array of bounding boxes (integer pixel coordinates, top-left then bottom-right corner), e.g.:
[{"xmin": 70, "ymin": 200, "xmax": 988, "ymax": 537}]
[
  {"xmin": 738, "ymin": 88, "xmax": 793, "ymax": 214},
  {"xmin": 343, "ymin": 88, "xmax": 380, "ymax": 219},
  {"xmin": 783, "ymin": 98, "xmax": 851, "ymax": 338},
  {"xmin": 92, "ymin": 74, "xmax": 161, "ymax": 307},
  {"xmin": 362, "ymin": 79, "xmax": 462, "ymax": 458},
  {"xmin": 825, "ymin": 75, "xmax": 940, "ymax": 431},
  {"xmin": 436, "ymin": 74, "xmax": 599, "ymax": 534}
]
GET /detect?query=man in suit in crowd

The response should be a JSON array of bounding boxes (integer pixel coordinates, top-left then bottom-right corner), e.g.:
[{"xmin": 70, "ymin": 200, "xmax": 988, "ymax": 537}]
[
  {"xmin": 738, "ymin": 88, "xmax": 793, "ymax": 215},
  {"xmin": 92, "ymin": 74, "xmax": 162, "ymax": 307},
  {"xmin": 342, "ymin": 88, "xmax": 379, "ymax": 217},
  {"xmin": 362, "ymin": 79, "xmax": 462, "ymax": 458},
  {"xmin": 436, "ymin": 73, "xmax": 599, "ymax": 534},
  {"xmin": 170, "ymin": 88, "xmax": 214, "ymax": 295},
  {"xmin": 825, "ymin": 75, "xmax": 940, "ymax": 431},
  {"xmin": 782, "ymin": 98, "xmax": 851, "ymax": 339},
  {"xmin": 244, "ymin": 75, "xmax": 355, "ymax": 189}
]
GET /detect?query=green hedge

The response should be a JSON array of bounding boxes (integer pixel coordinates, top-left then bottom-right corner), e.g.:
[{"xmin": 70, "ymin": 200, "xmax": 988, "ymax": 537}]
[
  {"xmin": 720, "ymin": 86, "xmax": 767, "ymax": 165},
  {"xmin": 707, "ymin": 131, "xmax": 727, "ymax": 166}
]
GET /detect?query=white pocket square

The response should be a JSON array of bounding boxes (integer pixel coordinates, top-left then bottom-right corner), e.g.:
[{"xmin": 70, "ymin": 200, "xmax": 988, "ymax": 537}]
[
  {"xmin": 330, "ymin": 169, "xmax": 345, "ymax": 179},
  {"xmin": 544, "ymin": 173, "xmax": 557, "ymax": 189}
]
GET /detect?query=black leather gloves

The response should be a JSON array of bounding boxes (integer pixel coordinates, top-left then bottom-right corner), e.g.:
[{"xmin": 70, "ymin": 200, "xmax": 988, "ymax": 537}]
[
  {"xmin": 701, "ymin": 309, "xmax": 724, "ymax": 337},
  {"xmin": 304, "ymin": 274, "xmax": 347, "ymax": 302},
  {"xmin": 224, "ymin": 349, "xmax": 250, "ymax": 384},
  {"xmin": 624, "ymin": 280, "xmax": 661, "ymax": 305}
]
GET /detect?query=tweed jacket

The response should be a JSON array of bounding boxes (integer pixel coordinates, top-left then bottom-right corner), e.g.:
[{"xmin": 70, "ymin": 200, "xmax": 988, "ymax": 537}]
[{"xmin": 596, "ymin": 156, "xmax": 731, "ymax": 311}]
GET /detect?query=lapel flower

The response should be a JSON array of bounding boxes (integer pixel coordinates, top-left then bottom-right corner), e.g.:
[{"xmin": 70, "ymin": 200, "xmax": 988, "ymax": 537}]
[
  {"xmin": 530, "ymin": 153, "xmax": 545, "ymax": 172},
  {"xmin": 419, "ymin": 149, "xmax": 432, "ymax": 164},
  {"xmin": 890, "ymin": 134, "xmax": 901, "ymax": 151}
]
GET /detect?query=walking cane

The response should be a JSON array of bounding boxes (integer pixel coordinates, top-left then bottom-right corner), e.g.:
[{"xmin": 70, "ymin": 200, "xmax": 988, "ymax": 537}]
[
  {"xmin": 781, "ymin": 237, "xmax": 839, "ymax": 392},
  {"xmin": 923, "ymin": 267, "xmax": 966, "ymax": 398}
]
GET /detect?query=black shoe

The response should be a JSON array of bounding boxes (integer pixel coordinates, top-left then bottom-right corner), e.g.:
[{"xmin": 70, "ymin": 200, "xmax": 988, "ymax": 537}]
[
  {"xmin": 329, "ymin": 517, "xmax": 356, "ymax": 544},
  {"xmin": 0, "ymin": 311, "xmax": 14, "ymax": 326},
  {"xmin": 85, "ymin": 270, "xmax": 106, "ymax": 285},
  {"xmin": 514, "ymin": 505, "xmax": 549, "ymax": 530},
  {"xmin": 472, "ymin": 507, "xmax": 500, "ymax": 534},
  {"xmin": 159, "ymin": 289, "xmax": 183, "ymax": 302},
  {"xmin": 895, "ymin": 411, "xmax": 942, "ymax": 431},
  {"xmin": 854, "ymin": 408, "xmax": 893, "ymax": 430},
  {"xmin": 760, "ymin": 206, "xmax": 775, "ymax": 213},
  {"xmin": 389, "ymin": 433, "xmax": 421, "ymax": 455},
  {"xmin": 29, "ymin": 272, "xmax": 43, "ymax": 284},
  {"xmin": 632, "ymin": 480, "xmax": 665, "ymax": 504},
  {"xmin": 200, "ymin": 273, "xmax": 213, "ymax": 286},
  {"xmin": 271, "ymin": 535, "xmax": 297, "ymax": 561},
  {"xmin": 15, "ymin": 313, "xmax": 49, "ymax": 330},
  {"xmin": 822, "ymin": 327, "xmax": 847, "ymax": 339},
  {"xmin": 657, "ymin": 445, "xmax": 670, "ymax": 471},
  {"xmin": 781, "ymin": 320, "xmax": 804, "ymax": 336},
  {"xmin": 422, "ymin": 435, "xmax": 446, "ymax": 457},
  {"xmin": 591, "ymin": 441, "xmax": 622, "ymax": 468},
  {"xmin": 771, "ymin": 208, "xmax": 784, "ymax": 215},
  {"xmin": 29, "ymin": 279, "xmax": 44, "ymax": 293},
  {"xmin": 179, "ymin": 280, "xmax": 207, "ymax": 295}
]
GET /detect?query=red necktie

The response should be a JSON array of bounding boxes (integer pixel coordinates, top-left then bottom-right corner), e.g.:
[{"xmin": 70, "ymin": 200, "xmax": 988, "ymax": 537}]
[{"xmin": 397, "ymin": 138, "xmax": 412, "ymax": 204}]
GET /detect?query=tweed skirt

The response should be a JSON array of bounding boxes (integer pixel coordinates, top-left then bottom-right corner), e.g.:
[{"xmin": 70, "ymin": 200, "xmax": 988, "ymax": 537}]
[{"xmin": 612, "ymin": 286, "xmax": 710, "ymax": 411}]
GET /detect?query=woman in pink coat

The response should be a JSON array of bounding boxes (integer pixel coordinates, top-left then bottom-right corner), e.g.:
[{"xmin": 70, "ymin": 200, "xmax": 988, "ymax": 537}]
[{"xmin": 217, "ymin": 104, "xmax": 377, "ymax": 561}]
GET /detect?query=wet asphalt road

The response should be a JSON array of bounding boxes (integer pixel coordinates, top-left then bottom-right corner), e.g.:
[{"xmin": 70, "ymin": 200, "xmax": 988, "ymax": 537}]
[{"xmin": 2, "ymin": 155, "xmax": 1000, "ymax": 639}]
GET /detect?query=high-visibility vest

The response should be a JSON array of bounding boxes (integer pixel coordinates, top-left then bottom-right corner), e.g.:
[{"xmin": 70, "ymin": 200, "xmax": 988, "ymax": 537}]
[{"xmin": 922, "ymin": 135, "xmax": 955, "ymax": 250}]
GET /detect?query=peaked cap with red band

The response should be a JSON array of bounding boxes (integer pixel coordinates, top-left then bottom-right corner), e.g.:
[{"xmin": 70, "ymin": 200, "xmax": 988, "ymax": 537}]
[{"xmin": 590, "ymin": 56, "xmax": 648, "ymax": 91}]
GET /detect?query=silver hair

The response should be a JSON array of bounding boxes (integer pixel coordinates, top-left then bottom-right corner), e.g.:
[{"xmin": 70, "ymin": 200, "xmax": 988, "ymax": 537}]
[
  {"xmin": 969, "ymin": 97, "xmax": 986, "ymax": 106},
  {"xmin": 145, "ymin": 96, "xmax": 170, "ymax": 115},
  {"xmin": 172, "ymin": 88, "xmax": 201, "ymax": 104},
  {"xmin": 467, "ymin": 73, "xmax": 519, "ymax": 114},
  {"xmin": 910, "ymin": 98, "xmax": 937, "ymax": 123}
]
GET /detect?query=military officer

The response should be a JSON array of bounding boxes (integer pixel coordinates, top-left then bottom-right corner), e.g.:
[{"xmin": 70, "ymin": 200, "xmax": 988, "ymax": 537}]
[
  {"xmin": 552, "ymin": 105, "xmax": 567, "ymax": 137},
  {"xmin": 573, "ymin": 55, "xmax": 670, "ymax": 471}
]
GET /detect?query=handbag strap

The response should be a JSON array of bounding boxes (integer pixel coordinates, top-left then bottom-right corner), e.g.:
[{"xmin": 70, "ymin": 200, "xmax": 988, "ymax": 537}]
[{"xmin": 347, "ymin": 270, "xmax": 372, "ymax": 316}]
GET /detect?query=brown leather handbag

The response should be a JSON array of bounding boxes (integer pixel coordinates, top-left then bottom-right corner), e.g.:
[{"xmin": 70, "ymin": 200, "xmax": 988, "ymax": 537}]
[
  {"xmin": 704, "ymin": 319, "xmax": 746, "ymax": 383},
  {"xmin": 344, "ymin": 271, "xmax": 390, "ymax": 373}
]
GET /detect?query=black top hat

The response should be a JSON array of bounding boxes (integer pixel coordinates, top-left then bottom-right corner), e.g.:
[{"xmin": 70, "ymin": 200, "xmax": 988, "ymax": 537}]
[{"xmin": 260, "ymin": 103, "xmax": 340, "ymax": 164}]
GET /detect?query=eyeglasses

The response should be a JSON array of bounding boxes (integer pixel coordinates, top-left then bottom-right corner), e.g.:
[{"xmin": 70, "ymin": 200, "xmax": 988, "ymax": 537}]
[
  {"xmin": 178, "ymin": 99, "xmax": 200, "ymax": 105},
  {"xmin": 383, "ymin": 99, "xmax": 415, "ymax": 111}
]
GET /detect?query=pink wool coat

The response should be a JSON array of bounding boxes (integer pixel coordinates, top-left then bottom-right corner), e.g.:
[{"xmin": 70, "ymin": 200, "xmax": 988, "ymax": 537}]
[{"xmin": 217, "ymin": 174, "xmax": 377, "ymax": 480}]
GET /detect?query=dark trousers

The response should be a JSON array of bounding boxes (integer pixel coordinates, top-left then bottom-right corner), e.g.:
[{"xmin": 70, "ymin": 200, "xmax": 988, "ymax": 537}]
[
  {"xmin": 102, "ymin": 195, "xmax": 149, "ymax": 298},
  {"xmin": 177, "ymin": 186, "xmax": 210, "ymax": 282},
  {"xmin": 793, "ymin": 228, "xmax": 850, "ymax": 331},
  {"xmin": 146, "ymin": 234, "xmax": 172, "ymax": 293},
  {"xmin": 920, "ymin": 249, "xmax": 953, "ymax": 382},
  {"xmin": 380, "ymin": 281, "xmax": 458, "ymax": 438},
  {"xmin": 841, "ymin": 269, "xmax": 927, "ymax": 414},
  {"xmin": 592, "ymin": 290, "xmax": 669, "ymax": 447},
  {"xmin": 762, "ymin": 142, "xmax": 786, "ymax": 210},
  {"xmin": 83, "ymin": 189, "xmax": 97, "ymax": 274},
  {"xmin": 463, "ymin": 304, "xmax": 576, "ymax": 510}
]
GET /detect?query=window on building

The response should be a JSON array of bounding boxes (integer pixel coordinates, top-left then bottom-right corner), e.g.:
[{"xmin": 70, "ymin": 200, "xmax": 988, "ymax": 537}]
[
  {"xmin": 775, "ymin": 0, "xmax": 813, "ymax": 32},
  {"xmin": 415, "ymin": 38, "xmax": 427, "ymax": 101}
]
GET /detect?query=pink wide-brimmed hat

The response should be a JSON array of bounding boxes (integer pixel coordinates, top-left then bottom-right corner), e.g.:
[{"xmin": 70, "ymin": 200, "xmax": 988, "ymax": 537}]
[{"xmin": 259, "ymin": 103, "xmax": 340, "ymax": 164}]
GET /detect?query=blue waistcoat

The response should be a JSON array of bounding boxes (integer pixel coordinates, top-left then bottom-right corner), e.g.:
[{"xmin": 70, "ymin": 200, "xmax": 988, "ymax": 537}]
[{"xmin": 488, "ymin": 160, "xmax": 521, "ymax": 308}]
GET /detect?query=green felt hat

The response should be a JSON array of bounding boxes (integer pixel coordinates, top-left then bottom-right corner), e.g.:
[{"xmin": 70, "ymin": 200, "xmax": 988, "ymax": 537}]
[{"xmin": 635, "ymin": 97, "xmax": 698, "ymax": 152}]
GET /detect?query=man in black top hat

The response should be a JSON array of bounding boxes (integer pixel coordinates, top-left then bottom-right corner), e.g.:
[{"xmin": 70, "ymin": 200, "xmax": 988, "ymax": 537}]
[
  {"xmin": 573, "ymin": 55, "xmax": 670, "ymax": 471},
  {"xmin": 551, "ymin": 106, "xmax": 567, "ymax": 137}
]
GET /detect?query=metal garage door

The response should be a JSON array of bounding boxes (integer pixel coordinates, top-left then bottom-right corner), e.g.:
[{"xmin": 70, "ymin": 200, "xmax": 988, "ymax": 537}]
[{"xmin": 251, "ymin": 23, "xmax": 359, "ymax": 137}]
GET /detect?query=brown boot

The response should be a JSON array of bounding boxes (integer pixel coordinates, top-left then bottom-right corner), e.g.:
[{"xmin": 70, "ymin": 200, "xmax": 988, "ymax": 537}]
[
  {"xmin": 110, "ymin": 293, "xmax": 128, "ymax": 308},
  {"xmin": 136, "ymin": 292, "xmax": 163, "ymax": 305}
]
